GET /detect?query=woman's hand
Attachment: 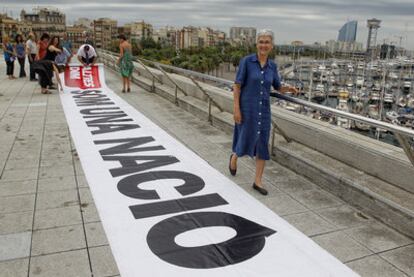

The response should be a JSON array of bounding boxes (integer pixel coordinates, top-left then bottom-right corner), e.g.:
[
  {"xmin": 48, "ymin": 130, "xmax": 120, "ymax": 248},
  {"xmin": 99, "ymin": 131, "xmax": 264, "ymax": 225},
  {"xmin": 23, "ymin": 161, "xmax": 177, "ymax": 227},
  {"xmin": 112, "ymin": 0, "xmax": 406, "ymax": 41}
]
[
  {"xmin": 234, "ymin": 107, "xmax": 242, "ymax": 124},
  {"xmin": 280, "ymin": 85, "xmax": 299, "ymax": 95}
]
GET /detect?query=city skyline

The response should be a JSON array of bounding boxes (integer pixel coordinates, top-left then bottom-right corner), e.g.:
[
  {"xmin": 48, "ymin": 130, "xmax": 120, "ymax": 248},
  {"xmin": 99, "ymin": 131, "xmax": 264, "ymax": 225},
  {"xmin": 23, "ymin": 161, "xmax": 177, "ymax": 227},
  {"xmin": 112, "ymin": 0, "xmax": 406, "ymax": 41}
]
[{"xmin": 2, "ymin": 0, "xmax": 414, "ymax": 49}]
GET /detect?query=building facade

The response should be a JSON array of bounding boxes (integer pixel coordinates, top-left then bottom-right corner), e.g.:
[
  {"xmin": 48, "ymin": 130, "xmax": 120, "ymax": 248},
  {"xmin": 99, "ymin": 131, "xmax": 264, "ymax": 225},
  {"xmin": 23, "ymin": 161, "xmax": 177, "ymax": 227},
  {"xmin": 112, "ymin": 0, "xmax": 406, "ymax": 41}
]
[
  {"xmin": 326, "ymin": 39, "xmax": 363, "ymax": 53},
  {"xmin": 20, "ymin": 7, "xmax": 66, "ymax": 38},
  {"xmin": 152, "ymin": 26, "xmax": 177, "ymax": 47},
  {"xmin": 179, "ymin": 26, "xmax": 199, "ymax": 49},
  {"xmin": 0, "ymin": 13, "xmax": 33, "ymax": 42},
  {"xmin": 93, "ymin": 18, "xmax": 117, "ymax": 49},
  {"xmin": 125, "ymin": 21, "xmax": 153, "ymax": 43},
  {"xmin": 67, "ymin": 25, "xmax": 89, "ymax": 50},
  {"xmin": 74, "ymin": 17, "xmax": 93, "ymax": 29},
  {"xmin": 229, "ymin": 27, "xmax": 256, "ymax": 45}
]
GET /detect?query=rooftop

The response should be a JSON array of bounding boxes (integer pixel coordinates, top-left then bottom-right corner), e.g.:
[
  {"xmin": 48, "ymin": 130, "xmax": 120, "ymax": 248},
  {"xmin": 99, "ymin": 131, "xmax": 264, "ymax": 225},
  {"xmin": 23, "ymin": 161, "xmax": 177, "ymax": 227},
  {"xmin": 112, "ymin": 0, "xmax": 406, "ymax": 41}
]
[{"xmin": 0, "ymin": 57, "xmax": 413, "ymax": 276}]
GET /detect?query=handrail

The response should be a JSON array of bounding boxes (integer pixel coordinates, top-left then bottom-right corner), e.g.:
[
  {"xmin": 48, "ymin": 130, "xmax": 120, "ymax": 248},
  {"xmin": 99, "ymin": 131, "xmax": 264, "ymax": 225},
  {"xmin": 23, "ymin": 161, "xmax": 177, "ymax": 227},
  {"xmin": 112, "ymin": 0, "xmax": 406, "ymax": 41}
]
[
  {"xmin": 272, "ymin": 93, "xmax": 414, "ymax": 138},
  {"xmin": 98, "ymin": 50, "xmax": 414, "ymax": 139}
]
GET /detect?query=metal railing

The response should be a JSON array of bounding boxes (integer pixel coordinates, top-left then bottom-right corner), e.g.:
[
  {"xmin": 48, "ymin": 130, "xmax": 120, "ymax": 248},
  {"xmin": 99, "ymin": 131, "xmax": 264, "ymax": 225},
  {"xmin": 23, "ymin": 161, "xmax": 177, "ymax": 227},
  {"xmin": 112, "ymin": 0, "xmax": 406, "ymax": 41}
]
[{"xmin": 98, "ymin": 50, "xmax": 414, "ymax": 167}]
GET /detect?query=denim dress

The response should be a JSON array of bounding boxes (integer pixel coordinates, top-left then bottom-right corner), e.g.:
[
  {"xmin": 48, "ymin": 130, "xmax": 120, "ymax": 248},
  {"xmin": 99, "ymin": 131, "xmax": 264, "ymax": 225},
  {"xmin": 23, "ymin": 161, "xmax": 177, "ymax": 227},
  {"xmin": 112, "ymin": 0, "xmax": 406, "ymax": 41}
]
[{"xmin": 232, "ymin": 54, "xmax": 281, "ymax": 160}]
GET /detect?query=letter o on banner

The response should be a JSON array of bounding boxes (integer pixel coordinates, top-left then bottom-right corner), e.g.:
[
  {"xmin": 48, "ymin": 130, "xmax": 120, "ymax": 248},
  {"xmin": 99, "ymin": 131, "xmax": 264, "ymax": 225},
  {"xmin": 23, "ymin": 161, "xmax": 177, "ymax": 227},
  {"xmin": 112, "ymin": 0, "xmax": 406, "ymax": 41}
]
[{"xmin": 147, "ymin": 212, "xmax": 276, "ymax": 269}]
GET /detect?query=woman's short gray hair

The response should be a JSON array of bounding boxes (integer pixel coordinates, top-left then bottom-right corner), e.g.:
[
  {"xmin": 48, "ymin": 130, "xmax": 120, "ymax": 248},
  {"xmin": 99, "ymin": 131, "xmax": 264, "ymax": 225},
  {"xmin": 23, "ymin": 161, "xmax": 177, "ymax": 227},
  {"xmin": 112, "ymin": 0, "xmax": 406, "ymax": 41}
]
[{"xmin": 257, "ymin": 29, "xmax": 274, "ymax": 44}]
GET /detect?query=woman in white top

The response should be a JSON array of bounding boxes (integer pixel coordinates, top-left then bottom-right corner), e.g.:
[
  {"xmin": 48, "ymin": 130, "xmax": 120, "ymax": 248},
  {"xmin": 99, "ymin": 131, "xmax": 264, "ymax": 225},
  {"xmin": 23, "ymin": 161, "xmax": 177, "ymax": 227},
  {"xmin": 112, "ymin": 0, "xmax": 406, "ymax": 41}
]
[{"xmin": 26, "ymin": 32, "xmax": 38, "ymax": 81}]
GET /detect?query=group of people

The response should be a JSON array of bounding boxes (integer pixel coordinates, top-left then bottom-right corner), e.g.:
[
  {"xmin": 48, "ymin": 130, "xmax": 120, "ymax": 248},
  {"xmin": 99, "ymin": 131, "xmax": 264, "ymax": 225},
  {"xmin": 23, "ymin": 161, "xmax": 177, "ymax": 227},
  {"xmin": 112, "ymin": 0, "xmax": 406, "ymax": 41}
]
[
  {"xmin": 3, "ymin": 27, "xmax": 293, "ymax": 195},
  {"xmin": 2, "ymin": 31, "xmax": 99, "ymax": 94}
]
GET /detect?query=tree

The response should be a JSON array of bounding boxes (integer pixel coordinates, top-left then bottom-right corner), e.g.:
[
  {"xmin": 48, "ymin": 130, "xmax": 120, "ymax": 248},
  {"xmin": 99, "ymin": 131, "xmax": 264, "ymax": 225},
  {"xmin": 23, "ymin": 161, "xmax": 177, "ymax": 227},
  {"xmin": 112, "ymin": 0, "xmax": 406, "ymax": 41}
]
[
  {"xmin": 140, "ymin": 37, "xmax": 159, "ymax": 50},
  {"xmin": 231, "ymin": 51, "xmax": 244, "ymax": 71}
]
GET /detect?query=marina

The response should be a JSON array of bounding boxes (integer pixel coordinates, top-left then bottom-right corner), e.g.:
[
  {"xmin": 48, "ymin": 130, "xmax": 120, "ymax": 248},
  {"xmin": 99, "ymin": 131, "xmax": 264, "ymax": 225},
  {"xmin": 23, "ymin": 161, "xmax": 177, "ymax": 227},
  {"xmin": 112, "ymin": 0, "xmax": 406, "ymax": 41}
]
[{"xmin": 278, "ymin": 57, "xmax": 414, "ymax": 145}]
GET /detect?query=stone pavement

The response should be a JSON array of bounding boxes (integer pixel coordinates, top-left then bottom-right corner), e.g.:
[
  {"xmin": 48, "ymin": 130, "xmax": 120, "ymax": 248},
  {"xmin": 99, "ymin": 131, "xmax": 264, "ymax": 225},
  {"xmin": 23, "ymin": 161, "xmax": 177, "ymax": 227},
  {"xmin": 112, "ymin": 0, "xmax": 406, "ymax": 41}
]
[{"xmin": 0, "ymin": 59, "xmax": 413, "ymax": 277}]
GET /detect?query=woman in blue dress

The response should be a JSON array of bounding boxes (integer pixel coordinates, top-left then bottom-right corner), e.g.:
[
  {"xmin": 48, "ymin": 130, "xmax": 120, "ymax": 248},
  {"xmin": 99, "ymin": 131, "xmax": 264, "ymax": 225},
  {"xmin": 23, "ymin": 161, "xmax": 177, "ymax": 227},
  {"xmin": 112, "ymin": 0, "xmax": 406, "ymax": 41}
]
[
  {"xmin": 229, "ymin": 29, "xmax": 297, "ymax": 195},
  {"xmin": 2, "ymin": 35, "xmax": 16, "ymax": 79}
]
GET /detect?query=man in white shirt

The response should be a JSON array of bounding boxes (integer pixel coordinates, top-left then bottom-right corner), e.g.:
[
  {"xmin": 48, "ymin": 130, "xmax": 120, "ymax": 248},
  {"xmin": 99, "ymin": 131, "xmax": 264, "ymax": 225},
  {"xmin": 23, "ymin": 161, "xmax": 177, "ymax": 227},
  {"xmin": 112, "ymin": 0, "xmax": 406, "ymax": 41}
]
[
  {"xmin": 77, "ymin": 44, "xmax": 97, "ymax": 66},
  {"xmin": 26, "ymin": 32, "xmax": 38, "ymax": 81}
]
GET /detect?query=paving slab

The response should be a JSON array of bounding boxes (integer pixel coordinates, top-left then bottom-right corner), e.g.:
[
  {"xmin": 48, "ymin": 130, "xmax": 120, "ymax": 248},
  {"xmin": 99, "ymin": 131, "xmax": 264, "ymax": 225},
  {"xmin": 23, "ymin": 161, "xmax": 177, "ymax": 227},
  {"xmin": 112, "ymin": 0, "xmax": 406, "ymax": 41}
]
[
  {"xmin": 31, "ymin": 224, "xmax": 86, "ymax": 256},
  {"xmin": 344, "ymin": 223, "xmax": 413, "ymax": 253},
  {"xmin": 29, "ymin": 249, "xmax": 91, "ymax": 277},
  {"xmin": 0, "ymin": 211, "xmax": 33, "ymax": 235},
  {"xmin": 35, "ymin": 189, "xmax": 79, "ymax": 210},
  {"xmin": 283, "ymin": 210, "xmax": 339, "ymax": 236},
  {"xmin": 346, "ymin": 255, "xmax": 409, "ymax": 277},
  {"xmin": 85, "ymin": 222, "xmax": 109, "ymax": 248},
  {"xmin": 312, "ymin": 230, "xmax": 373, "ymax": 262},
  {"xmin": 89, "ymin": 246, "xmax": 120, "ymax": 277},
  {"xmin": 380, "ymin": 244, "xmax": 414, "ymax": 276},
  {"xmin": 37, "ymin": 175, "xmax": 77, "ymax": 192},
  {"xmin": 34, "ymin": 206, "xmax": 82, "ymax": 230},
  {"xmin": 0, "ymin": 194, "xmax": 35, "ymax": 214},
  {"xmin": 316, "ymin": 205, "xmax": 372, "ymax": 229},
  {"xmin": 0, "ymin": 258, "xmax": 29, "ymax": 277},
  {"xmin": 0, "ymin": 232, "xmax": 31, "ymax": 261},
  {"xmin": 0, "ymin": 179, "xmax": 37, "ymax": 196}
]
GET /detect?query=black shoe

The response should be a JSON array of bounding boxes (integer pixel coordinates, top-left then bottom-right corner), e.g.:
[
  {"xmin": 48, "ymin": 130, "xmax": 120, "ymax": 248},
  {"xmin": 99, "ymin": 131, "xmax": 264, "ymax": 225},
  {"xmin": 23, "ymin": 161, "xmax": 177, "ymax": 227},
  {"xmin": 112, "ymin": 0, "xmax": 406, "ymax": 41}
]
[
  {"xmin": 49, "ymin": 85, "xmax": 57, "ymax": 90},
  {"xmin": 228, "ymin": 154, "xmax": 237, "ymax": 176},
  {"xmin": 30, "ymin": 78, "xmax": 38, "ymax": 81},
  {"xmin": 253, "ymin": 183, "xmax": 268, "ymax": 195}
]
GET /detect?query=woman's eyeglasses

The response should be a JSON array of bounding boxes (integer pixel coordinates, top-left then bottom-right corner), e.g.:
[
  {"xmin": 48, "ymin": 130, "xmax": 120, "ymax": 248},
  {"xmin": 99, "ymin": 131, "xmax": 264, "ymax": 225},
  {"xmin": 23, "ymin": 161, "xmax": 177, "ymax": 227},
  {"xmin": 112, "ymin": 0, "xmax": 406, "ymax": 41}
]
[{"xmin": 258, "ymin": 40, "xmax": 272, "ymax": 45}]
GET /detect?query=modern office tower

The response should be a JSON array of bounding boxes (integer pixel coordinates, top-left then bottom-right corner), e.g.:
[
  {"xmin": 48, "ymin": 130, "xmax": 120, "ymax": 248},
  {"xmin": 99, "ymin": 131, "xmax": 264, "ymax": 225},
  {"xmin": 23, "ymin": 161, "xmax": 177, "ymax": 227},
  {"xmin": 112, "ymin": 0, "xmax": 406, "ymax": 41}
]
[{"xmin": 338, "ymin": 20, "xmax": 357, "ymax": 42}]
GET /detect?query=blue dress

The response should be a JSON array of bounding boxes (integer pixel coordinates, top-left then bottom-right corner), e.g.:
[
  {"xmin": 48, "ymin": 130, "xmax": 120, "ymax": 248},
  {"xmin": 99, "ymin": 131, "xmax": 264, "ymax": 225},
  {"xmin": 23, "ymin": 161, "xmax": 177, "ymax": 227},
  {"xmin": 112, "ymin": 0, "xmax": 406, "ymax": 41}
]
[
  {"xmin": 232, "ymin": 54, "xmax": 281, "ymax": 160},
  {"xmin": 3, "ymin": 43, "xmax": 14, "ymax": 62}
]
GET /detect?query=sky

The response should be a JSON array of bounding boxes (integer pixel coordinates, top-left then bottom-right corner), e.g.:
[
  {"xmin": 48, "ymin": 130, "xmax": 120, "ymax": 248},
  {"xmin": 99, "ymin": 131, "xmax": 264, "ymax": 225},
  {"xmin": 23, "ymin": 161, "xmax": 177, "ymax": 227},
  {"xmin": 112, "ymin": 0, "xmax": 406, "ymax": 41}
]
[{"xmin": 2, "ymin": 0, "xmax": 414, "ymax": 50}]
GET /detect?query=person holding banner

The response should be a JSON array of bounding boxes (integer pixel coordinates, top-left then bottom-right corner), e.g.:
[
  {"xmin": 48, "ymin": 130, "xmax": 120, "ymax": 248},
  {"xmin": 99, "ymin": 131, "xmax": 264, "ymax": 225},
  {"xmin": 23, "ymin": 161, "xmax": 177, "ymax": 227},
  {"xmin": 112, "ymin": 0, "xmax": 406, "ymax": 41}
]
[
  {"xmin": 43, "ymin": 36, "xmax": 62, "ymax": 62},
  {"xmin": 229, "ymin": 29, "xmax": 297, "ymax": 195},
  {"xmin": 77, "ymin": 44, "xmax": 97, "ymax": 66},
  {"xmin": 33, "ymin": 60, "xmax": 62, "ymax": 94}
]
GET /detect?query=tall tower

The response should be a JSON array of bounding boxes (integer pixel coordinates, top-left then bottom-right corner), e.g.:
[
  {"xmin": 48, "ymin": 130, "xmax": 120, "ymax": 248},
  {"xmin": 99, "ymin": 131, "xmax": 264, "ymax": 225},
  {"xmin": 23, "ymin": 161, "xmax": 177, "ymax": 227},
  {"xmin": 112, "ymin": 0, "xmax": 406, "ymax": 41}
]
[{"xmin": 366, "ymin": 18, "xmax": 381, "ymax": 60}]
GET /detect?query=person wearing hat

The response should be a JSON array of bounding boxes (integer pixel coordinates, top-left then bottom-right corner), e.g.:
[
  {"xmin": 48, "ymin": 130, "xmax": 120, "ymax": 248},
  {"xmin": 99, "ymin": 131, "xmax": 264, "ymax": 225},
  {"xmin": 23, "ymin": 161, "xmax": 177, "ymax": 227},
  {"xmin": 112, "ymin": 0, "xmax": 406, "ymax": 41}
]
[
  {"xmin": 77, "ymin": 44, "xmax": 97, "ymax": 66},
  {"xmin": 229, "ymin": 29, "xmax": 297, "ymax": 196}
]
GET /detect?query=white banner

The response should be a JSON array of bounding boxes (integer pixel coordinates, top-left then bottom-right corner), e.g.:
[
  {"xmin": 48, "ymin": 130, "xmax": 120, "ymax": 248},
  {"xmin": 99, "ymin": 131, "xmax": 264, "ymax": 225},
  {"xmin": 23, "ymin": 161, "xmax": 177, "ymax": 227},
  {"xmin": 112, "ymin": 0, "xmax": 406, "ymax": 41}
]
[{"xmin": 60, "ymin": 64, "xmax": 359, "ymax": 277}]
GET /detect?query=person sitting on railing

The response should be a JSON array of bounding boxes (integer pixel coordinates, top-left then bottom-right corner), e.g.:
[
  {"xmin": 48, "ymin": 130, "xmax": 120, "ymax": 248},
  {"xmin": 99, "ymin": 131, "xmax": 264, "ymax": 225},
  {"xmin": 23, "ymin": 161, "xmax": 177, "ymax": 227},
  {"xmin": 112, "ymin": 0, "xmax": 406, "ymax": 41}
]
[
  {"xmin": 77, "ymin": 44, "xmax": 97, "ymax": 67},
  {"xmin": 229, "ymin": 29, "xmax": 298, "ymax": 196}
]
